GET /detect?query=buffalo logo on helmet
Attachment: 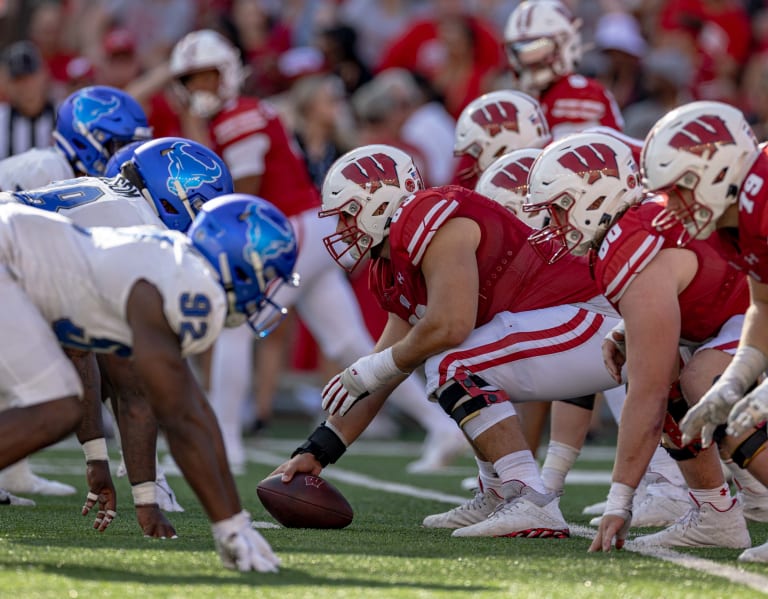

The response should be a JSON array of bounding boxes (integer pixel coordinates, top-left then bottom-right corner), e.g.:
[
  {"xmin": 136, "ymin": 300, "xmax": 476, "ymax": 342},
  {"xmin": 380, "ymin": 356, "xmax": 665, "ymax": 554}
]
[
  {"xmin": 73, "ymin": 91, "xmax": 121, "ymax": 126},
  {"xmin": 243, "ymin": 201, "xmax": 297, "ymax": 268},
  {"xmin": 164, "ymin": 141, "xmax": 223, "ymax": 198},
  {"xmin": 470, "ymin": 101, "xmax": 520, "ymax": 137},
  {"xmin": 490, "ymin": 156, "xmax": 536, "ymax": 193},
  {"xmin": 668, "ymin": 115, "xmax": 736, "ymax": 160},
  {"xmin": 341, "ymin": 153, "xmax": 401, "ymax": 194},
  {"xmin": 557, "ymin": 143, "xmax": 619, "ymax": 185}
]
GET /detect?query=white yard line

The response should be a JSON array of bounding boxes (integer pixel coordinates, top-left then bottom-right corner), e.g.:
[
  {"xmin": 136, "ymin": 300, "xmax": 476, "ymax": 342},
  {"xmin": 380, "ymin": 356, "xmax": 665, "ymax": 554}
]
[{"xmin": 246, "ymin": 447, "xmax": 768, "ymax": 595}]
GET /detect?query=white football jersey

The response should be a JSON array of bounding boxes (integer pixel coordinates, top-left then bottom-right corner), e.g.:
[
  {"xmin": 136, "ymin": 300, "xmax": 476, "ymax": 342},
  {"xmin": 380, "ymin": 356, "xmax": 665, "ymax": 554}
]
[
  {"xmin": 0, "ymin": 203, "xmax": 226, "ymax": 357},
  {"xmin": 0, "ymin": 147, "xmax": 75, "ymax": 192},
  {"xmin": 0, "ymin": 174, "xmax": 164, "ymax": 229}
]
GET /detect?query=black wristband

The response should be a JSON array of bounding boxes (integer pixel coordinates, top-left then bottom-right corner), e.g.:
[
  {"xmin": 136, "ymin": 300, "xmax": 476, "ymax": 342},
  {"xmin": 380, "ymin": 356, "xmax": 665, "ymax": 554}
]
[{"xmin": 291, "ymin": 422, "xmax": 347, "ymax": 467}]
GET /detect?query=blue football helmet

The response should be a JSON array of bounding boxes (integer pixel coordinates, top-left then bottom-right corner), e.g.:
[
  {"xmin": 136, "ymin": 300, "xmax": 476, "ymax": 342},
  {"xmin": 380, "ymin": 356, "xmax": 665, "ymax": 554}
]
[
  {"xmin": 122, "ymin": 137, "xmax": 234, "ymax": 231},
  {"xmin": 54, "ymin": 85, "xmax": 153, "ymax": 176},
  {"xmin": 187, "ymin": 194, "xmax": 299, "ymax": 338},
  {"xmin": 103, "ymin": 140, "xmax": 144, "ymax": 177}
]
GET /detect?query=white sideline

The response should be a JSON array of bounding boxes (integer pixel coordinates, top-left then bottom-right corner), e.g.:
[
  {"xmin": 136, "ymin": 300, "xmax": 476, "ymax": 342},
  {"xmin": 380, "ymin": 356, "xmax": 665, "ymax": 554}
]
[{"xmin": 246, "ymin": 448, "xmax": 768, "ymax": 595}]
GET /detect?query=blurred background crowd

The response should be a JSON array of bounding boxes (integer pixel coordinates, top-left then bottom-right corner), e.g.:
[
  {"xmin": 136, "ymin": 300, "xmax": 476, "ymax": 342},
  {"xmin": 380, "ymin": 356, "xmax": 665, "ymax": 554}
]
[{"xmin": 2, "ymin": 0, "xmax": 767, "ymax": 442}]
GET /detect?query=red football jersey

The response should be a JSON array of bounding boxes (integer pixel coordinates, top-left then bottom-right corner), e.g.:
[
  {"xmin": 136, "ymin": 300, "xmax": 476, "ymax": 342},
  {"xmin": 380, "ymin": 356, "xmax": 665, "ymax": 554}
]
[
  {"xmin": 209, "ymin": 96, "xmax": 319, "ymax": 217},
  {"xmin": 540, "ymin": 74, "xmax": 624, "ymax": 138},
  {"xmin": 369, "ymin": 185, "xmax": 598, "ymax": 327},
  {"xmin": 716, "ymin": 145, "xmax": 768, "ymax": 282},
  {"xmin": 593, "ymin": 197, "xmax": 749, "ymax": 343}
]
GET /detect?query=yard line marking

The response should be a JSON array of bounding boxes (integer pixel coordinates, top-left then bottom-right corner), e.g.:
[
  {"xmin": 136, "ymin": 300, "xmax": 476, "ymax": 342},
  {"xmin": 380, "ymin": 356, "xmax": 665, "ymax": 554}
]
[
  {"xmin": 570, "ymin": 525, "xmax": 768, "ymax": 595},
  {"xmin": 247, "ymin": 448, "xmax": 768, "ymax": 594}
]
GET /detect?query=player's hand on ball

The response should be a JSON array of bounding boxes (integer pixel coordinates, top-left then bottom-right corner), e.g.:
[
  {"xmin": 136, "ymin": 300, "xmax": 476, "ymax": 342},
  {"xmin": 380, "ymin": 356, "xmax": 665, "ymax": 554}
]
[
  {"xmin": 83, "ymin": 459, "xmax": 117, "ymax": 532},
  {"xmin": 212, "ymin": 510, "xmax": 280, "ymax": 573}
]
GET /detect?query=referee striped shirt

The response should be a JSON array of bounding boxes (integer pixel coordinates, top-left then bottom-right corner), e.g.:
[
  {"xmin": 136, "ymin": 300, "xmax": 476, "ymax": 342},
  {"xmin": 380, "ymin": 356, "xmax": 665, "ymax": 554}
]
[{"xmin": 0, "ymin": 101, "xmax": 56, "ymax": 159}]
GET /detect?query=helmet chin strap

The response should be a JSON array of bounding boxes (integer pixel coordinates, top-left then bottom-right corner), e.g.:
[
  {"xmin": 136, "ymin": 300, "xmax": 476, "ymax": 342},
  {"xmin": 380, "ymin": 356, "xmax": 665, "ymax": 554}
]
[{"xmin": 171, "ymin": 179, "xmax": 198, "ymax": 221}]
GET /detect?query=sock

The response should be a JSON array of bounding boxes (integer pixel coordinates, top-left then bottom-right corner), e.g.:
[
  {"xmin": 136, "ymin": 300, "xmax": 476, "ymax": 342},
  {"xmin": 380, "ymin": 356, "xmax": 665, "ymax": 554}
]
[
  {"xmin": 646, "ymin": 446, "xmax": 686, "ymax": 487},
  {"xmin": 540, "ymin": 441, "xmax": 580, "ymax": 494},
  {"xmin": 728, "ymin": 461, "xmax": 768, "ymax": 496},
  {"xmin": 689, "ymin": 483, "xmax": 734, "ymax": 511},
  {"xmin": 494, "ymin": 450, "xmax": 546, "ymax": 495},
  {"xmin": 475, "ymin": 457, "xmax": 500, "ymax": 491}
]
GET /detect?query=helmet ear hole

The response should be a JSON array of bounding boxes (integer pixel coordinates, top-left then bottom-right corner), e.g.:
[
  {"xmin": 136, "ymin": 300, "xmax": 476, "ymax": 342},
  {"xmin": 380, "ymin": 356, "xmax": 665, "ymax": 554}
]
[{"xmin": 160, "ymin": 198, "xmax": 180, "ymax": 215}]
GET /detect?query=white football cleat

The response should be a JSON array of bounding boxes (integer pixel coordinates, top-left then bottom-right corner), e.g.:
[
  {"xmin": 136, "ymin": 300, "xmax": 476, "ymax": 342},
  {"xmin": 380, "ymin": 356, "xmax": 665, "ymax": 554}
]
[
  {"xmin": 407, "ymin": 429, "xmax": 469, "ymax": 474},
  {"xmin": 739, "ymin": 539, "xmax": 768, "ymax": 563},
  {"xmin": 156, "ymin": 473, "xmax": 184, "ymax": 513},
  {"xmin": 631, "ymin": 497, "xmax": 751, "ymax": 549},
  {"xmin": 0, "ymin": 471, "xmax": 76, "ymax": 496},
  {"xmin": 590, "ymin": 480, "xmax": 690, "ymax": 528},
  {"xmin": 452, "ymin": 486, "xmax": 569, "ymax": 538},
  {"xmin": 422, "ymin": 483, "xmax": 503, "ymax": 528},
  {"xmin": 0, "ymin": 488, "xmax": 35, "ymax": 506},
  {"xmin": 738, "ymin": 486, "xmax": 768, "ymax": 523},
  {"xmin": 582, "ymin": 500, "xmax": 607, "ymax": 516}
]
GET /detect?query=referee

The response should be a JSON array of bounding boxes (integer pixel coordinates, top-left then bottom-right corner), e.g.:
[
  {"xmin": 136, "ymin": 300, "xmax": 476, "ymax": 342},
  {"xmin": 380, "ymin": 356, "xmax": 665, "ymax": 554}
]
[{"xmin": 0, "ymin": 41, "xmax": 56, "ymax": 159}]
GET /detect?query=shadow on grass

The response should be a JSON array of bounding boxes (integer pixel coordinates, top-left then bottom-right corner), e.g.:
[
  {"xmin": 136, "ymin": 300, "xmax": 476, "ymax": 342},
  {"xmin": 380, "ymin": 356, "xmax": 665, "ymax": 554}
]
[{"xmin": 0, "ymin": 558, "xmax": 491, "ymax": 593}]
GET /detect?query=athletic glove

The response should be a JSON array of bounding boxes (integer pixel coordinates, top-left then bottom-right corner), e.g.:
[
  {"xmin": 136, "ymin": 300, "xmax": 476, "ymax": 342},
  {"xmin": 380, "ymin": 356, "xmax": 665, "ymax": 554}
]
[
  {"xmin": 727, "ymin": 380, "xmax": 768, "ymax": 438},
  {"xmin": 212, "ymin": 510, "xmax": 280, "ymax": 572},
  {"xmin": 322, "ymin": 348, "xmax": 407, "ymax": 416},
  {"xmin": 680, "ymin": 346, "xmax": 768, "ymax": 447}
]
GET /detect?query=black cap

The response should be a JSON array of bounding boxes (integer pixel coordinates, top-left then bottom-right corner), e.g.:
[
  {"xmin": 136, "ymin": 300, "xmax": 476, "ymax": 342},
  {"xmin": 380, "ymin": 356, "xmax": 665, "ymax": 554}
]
[{"xmin": 2, "ymin": 41, "xmax": 43, "ymax": 78}]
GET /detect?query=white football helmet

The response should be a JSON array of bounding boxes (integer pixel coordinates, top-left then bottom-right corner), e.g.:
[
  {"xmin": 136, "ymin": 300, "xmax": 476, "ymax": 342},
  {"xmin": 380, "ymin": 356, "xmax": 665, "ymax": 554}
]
[
  {"xmin": 319, "ymin": 144, "xmax": 424, "ymax": 272},
  {"xmin": 526, "ymin": 131, "xmax": 642, "ymax": 262},
  {"xmin": 169, "ymin": 29, "xmax": 245, "ymax": 117},
  {"xmin": 641, "ymin": 101, "xmax": 759, "ymax": 245},
  {"xmin": 503, "ymin": 0, "xmax": 583, "ymax": 94},
  {"xmin": 475, "ymin": 149, "xmax": 546, "ymax": 228},
  {"xmin": 454, "ymin": 90, "xmax": 551, "ymax": 177}
]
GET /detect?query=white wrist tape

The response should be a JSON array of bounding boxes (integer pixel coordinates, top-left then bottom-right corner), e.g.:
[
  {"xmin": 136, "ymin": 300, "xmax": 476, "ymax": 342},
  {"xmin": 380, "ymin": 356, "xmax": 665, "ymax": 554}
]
[
  {"xmin": 131, "ymin": 481, "xmax": 157, "ymax": 506},
  {"xmin": 604, "ymin": 482, "xmax": 635, "ymax": 517},
  {"xmin": 720, "ymin": 345, "xmax": 768, "ymax": 393},
  {"xmin": 604, "ymin": 320, "xmax": 626, "ymax": 356},
  {"xmin": 82, "ymin": 438, "xmax": 109, "ymax": 462},
  {"xmin": 371, "ymin": 347, "xmax": 410, "ymax": 381}
]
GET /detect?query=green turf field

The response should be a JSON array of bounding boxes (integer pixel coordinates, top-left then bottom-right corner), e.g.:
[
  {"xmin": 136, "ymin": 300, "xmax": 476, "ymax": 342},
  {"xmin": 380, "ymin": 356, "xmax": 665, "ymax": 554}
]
[{"xmin": 1, "ymin": 432, "xmax": 766, "ymax": 599}]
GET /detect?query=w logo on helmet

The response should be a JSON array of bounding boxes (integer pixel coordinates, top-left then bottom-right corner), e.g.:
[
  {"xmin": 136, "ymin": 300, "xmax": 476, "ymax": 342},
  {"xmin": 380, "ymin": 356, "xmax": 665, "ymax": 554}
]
[
  {"xmin": 669, "ymin": 115, "xmax": 735, "ymax": 159},
  {"xmin": 165, "ymin": 141, "xmax": 223, "ymax": 197},
  {"xmin": 558, "ymin": 143, "xmax": 619, "ymax": 184},
  {"xmin": 341, "ymin": 153, "xmax": 400, "ymax": 194},
  {"xmin": 491, "ymin": 156, "xmax": 536, "ymax": 192},
  {"xmin": 471, "ymin": 101, "xmax": 520, "ymax": 137},
  {"xmin": 73, "ymin": 92, "xmax": 121, "ymax": 125}
]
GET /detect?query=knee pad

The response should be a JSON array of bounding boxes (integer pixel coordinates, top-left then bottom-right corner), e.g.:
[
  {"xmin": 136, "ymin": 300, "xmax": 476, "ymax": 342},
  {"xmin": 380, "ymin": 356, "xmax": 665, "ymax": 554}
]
[
  {"xmin": 728, "ymin": 424, "xmax": 768, "ymax": 469},
  {"xmin": 436, "ymin": 368, "xmax": 510, "ymax": 427},
  {"xmin": 559, "ymin": 394, "xmax": 595, "ymax": 410}
]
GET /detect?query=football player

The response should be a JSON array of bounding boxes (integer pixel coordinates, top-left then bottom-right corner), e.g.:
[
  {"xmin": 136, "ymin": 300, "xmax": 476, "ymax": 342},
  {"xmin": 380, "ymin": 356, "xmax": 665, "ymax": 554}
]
[
  {"xmin": 525, "ymin": 130, "xmax": 762, "ymax": 559},
  {"xmin": 0, "ymin": 84, "xmax": 151, "ymax": 502},
  {"xmin": 169, "ymin": 29, "xmax": 466, "ymax": 473},
  {"xmin": 3, "ymin": 136, "xmax": 233, "ymax": 537},
  {"xmin": 0, "ymin": 194, "xmax": 295, "ymax": 572},
  {"xmin": 503, "ymin": 0, "xmax": 623, "ymax": 139},
  {"xmin": 642, "ymin": 101, "xmax": 768, "ymax": 563},
  {"xmin": 269, "ymin": 143, "xmax": 636, "ymax": 538}
]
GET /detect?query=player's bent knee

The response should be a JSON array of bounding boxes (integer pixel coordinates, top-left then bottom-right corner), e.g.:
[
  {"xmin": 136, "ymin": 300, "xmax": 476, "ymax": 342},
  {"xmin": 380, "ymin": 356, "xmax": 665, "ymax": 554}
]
[
  {"xmin": 435, "ymin": 368, "xmax": 513, "ymax": 438},
  {"xmin": 723, "ymin": 423, "xmax": 768, "ymax": 468}
]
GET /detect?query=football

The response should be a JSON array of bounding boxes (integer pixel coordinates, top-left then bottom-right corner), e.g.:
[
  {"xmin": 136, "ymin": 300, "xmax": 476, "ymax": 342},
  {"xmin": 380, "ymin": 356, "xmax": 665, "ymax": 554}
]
[{"xmin": 256, "ymin": 473, "xmax": 354, "ymax": 529}]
